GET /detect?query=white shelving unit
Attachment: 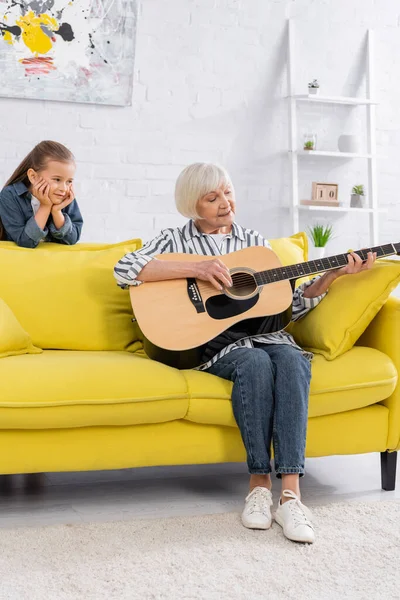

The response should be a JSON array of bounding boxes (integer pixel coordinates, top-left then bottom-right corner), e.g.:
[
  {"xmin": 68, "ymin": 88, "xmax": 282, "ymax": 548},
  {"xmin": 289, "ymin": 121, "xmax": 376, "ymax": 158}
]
[
  {"xmin": 297, "ymin": 150, "xmax": 374, "ymax": 159},
  {"xmin": 292, "ymin": 95, "xmax": 378, "ymax": 106},
  {"xmin": 287, "ymin": 20, "xmax": 380, "ymax": 244},
  {"xmin": 298, "ymin": 206, "xmax": 387, "ymax": 214}
]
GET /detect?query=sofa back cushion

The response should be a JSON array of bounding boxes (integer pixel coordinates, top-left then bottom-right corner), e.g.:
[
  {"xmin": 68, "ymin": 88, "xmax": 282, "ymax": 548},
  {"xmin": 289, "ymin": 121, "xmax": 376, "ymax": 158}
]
[
  {"xmin": 0, "ymin": 297, "xmax": 42, "ymax": 359},
  {"xmin": 0, "ymin": 232, "xmax": 309, "ymax": 352},
  {"xmin": 0, "ymin": 240, "xmax": 142, "ymax": 352},
  {"xmin": 269, "ymin": 232, "xmax": 309, "ymax": 285},
  {"xmin": 269, "ymin": 231, "xmax": 308, "ymax": 262}
]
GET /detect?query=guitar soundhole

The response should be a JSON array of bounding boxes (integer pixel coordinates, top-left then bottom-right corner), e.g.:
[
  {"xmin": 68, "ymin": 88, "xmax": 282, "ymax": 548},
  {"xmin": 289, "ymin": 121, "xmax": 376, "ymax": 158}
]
[{"xmin": 230, "ymin": 272, "xmax": 257, "ymax": 297}]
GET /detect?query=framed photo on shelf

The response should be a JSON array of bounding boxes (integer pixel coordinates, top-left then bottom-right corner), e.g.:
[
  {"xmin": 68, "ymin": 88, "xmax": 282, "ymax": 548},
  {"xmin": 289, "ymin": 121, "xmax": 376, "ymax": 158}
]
[{"xmin": 301, "ymin": 182, "xmax": 339, "ymax": 207}]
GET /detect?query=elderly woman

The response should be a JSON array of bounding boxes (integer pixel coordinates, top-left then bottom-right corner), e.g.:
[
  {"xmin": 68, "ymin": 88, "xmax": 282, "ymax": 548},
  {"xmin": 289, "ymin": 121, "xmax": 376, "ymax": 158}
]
[{"xmin": 114, "ymin": 163, "xmax": 375, "ymax": 544}]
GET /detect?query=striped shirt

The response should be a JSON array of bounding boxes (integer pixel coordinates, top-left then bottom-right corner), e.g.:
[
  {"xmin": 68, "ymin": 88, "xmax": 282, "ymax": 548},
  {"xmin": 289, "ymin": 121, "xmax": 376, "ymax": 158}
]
[{"xmin": 114, "ymin": 220, "xmax": 326, "ymax": 369}]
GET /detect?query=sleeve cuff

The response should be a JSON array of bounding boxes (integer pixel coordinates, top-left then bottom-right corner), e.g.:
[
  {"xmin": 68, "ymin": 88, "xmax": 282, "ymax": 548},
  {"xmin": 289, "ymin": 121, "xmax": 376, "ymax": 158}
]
[
  {"xmin": 49, "ymin": 213, "xmax": 73, "ymax": 237},
  {"xmin": 25, "ymin": 216, "xmax": 48, "ymax": 243},
  {"xmin": 295, "ymin": 277, "xmax": 327, "ymax": 309},
  {"xmin": 114, "ymin": 253, "xmax": 157, "ymax": 287},
  {"xmin": 126, "ymin": 254, "xmax": 154, "ymax": 285}
]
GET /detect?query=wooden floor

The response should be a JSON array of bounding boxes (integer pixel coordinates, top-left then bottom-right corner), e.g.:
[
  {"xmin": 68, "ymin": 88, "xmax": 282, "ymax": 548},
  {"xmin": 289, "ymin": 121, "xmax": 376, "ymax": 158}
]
[{"xmin": 0, "ymin": 453, "xmax": 398, "ymax": 528}]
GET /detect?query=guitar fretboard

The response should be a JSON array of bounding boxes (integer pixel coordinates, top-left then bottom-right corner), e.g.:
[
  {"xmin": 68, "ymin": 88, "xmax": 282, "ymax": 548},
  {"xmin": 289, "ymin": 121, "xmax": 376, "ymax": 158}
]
[{"xmin": 254, "ymin": 243, "xmax": 399, "ymax": 286}]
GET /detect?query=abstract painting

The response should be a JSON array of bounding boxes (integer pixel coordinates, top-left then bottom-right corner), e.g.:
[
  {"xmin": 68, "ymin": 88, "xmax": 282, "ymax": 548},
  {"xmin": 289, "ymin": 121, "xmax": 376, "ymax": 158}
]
[{"xmin": 0, "ymin": 0, "xmax": 137, "ymax": 105}]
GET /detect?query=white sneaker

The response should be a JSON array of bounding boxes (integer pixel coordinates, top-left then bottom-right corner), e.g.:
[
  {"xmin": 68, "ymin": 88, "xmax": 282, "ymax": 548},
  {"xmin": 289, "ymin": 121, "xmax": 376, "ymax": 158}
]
[
  {"xmin": 274, "ymin": 489, "xmax": 315, "ymax": 543},
  {"xmin": 241, "ymin": 486, "xmax": 273, "ymax": 530}
]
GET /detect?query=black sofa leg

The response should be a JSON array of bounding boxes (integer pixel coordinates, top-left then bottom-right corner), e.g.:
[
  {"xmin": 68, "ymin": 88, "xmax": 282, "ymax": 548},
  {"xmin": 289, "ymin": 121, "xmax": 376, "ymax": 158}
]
[{"xmin": 381, "ymin": 451, "xmax": 398, "ymax": 491}]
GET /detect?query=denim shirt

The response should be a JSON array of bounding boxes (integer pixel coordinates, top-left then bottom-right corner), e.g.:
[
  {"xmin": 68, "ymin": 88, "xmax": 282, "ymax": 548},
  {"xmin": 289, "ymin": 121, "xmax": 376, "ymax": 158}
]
[{"xmin": 0, "ymin": 181, "xmax": 83, "ymax": 248}]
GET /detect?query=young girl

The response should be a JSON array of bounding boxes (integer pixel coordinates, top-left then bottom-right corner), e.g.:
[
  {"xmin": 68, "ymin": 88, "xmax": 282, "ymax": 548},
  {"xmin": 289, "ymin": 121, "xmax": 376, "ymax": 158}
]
[{"xmin": 0, "ymin": 140, "xmax": 83, "ymax": 247}]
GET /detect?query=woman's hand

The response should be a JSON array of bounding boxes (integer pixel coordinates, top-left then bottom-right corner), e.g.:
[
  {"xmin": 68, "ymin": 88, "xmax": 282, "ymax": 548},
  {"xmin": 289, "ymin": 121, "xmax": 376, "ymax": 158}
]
[
  {"xmin": 305, "ymin": 251, "xmax": 377, "ymax": 298},
  {"xmin": 335, "ymin": 251, "xmax": 377, "ymax": 278},
  {"xmin": 32, "ymin": 178, "xmax": 52, "ymax": 207},
  {"xmin": 51, "ymin": 185, "xmax": 75, "ymax": 213},
  {"xmin": 195, "ymin": 258, "xmax": 233, "ymax": 291}
]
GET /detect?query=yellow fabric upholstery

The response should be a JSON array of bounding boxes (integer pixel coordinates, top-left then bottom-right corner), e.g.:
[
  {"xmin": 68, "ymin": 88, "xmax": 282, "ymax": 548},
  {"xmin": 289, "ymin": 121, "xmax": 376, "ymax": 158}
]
[
  {"xmin": 0, "ymin": 240, "xmax": 142, "ymax": 352},
  {"xmin": 0, "ymin": 297, "xmax": 42, "ymax": 359},
  {"xmin": 269, "ymin": 232, "xmax": 308, "ymax": 264},
  {"xmin": 287, "ymin": 260, "xmax": 400, "ymax": 359},
  {"xmin": 305, "ymin": 404, "xmax": 389, "ymax": 457},
  {"xmin": 183, "ymin": 346, "xmax": 397, "ymax": 427},
  {"xmin": 269, "ymin": 232, "xmax": 309, "ymax": 286},
  {"xmin": 0, "ymin": 239, "xmax": 142, "ymax": 252},
  {"xmin": 0, "ymin": 351, "xmax": 188, "ymax": 429},
  {"xmin": 0, "ymin": 237, "xmax": 398, "ymax": 477},
  {"xmin": 357, "ymin": 296, "xmax": 400, "ymax": 450},
  {"xmin": 0, "ymin": 405, "xmax": 389, "ymax": 475}
]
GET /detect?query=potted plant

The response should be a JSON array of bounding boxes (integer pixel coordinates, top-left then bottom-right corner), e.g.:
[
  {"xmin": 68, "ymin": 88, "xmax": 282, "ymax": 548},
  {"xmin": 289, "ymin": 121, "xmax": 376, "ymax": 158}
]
[
  {"xmin": 307, "ymin": 223, "xmax": 333, "ymax": 259},
  {"xmin": 303, "ymin": 133, "xmax": 317, "ymax": 151},
  {"xmin": 351, "ymin": 185, "xmax": 365, "ymax": 208},
  {"xmin": 308, "ymin": 79, "xmax": 320, "ymax": 95}
]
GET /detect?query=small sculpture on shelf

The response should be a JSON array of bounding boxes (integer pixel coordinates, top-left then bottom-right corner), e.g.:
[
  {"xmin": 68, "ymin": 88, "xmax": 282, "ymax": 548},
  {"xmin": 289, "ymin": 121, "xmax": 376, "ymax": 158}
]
[
  {"xmin": 338, "ymin": 134, "xmax": 359, "ymax": 153},
  {"xmin": 307, "ymin": 223, "xmax": 334, "ymax": 259},
  {"xmin": 308, "ymin": 79, "xmax": 320, "ymax": 95},
  {"xmin": 351, "ymin": 185, "xmax": 365, "ymax": 208}
]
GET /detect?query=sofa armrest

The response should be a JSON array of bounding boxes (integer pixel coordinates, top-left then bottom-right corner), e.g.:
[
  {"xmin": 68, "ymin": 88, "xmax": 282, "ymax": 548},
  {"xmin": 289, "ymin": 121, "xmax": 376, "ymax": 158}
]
[{"xmin": 357, "ymin": 296, "xmax": 400, "ymax": 450}]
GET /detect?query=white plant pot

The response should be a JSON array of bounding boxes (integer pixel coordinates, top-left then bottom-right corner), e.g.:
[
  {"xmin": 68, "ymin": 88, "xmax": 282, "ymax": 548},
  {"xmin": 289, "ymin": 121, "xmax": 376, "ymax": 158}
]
[
  {"xmin": 308, "ymin": 87, "xmax": 319, "ymax": 95},
  {"xmin": 309, "ymin": 247, "xmax": 326, "ymax": 260},
  {"xmin": 338, "ymin": 135, "xmax": 359, "ymax": 153}
]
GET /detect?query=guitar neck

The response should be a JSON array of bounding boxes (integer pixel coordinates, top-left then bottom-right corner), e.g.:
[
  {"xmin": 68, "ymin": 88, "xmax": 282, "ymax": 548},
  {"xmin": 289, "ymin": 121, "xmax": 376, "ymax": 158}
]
[{"xmin": 254, "ymin": 243, "xmax": 400, "ymax": 286}]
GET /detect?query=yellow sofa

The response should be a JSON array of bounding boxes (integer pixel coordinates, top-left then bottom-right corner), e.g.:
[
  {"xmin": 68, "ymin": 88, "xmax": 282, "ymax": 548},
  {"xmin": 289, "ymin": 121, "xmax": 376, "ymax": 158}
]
[{"xmin": 0, "ymin": 235, "xmax": 398, "ymax": 490}]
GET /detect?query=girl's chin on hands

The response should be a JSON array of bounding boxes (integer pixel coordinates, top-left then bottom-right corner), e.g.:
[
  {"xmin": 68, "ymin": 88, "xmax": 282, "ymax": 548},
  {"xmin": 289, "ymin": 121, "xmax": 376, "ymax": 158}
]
[{"xmin": 51, "ymin": 196, "xmax": 66, "ymax": 205}]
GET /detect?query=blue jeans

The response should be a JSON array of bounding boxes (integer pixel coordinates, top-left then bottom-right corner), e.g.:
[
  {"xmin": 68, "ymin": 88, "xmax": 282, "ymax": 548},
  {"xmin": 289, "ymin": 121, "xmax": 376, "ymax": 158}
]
[{"xmin": 206, "ymin": 344, "xmax": 311, "ymax": 476}]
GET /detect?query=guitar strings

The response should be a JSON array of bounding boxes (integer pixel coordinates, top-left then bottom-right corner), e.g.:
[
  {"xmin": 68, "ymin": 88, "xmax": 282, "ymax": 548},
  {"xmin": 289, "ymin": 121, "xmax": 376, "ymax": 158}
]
[{"xmin": 196, "ymin": 275, "xmax": 298, "ymax": 293}]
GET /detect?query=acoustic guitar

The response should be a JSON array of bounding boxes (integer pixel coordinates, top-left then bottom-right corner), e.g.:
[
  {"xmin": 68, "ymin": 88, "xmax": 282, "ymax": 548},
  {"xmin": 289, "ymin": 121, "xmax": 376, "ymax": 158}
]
[{"xmin": 130, "ymin": 242, "xmax": 400, "ymax": 369}]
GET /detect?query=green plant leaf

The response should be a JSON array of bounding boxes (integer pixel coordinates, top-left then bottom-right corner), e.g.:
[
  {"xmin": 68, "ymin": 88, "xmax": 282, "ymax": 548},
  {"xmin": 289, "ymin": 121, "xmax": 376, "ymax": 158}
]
[
  {"xmin": 351, "ymin": 185, "xmax": 364, "ymax": 195},
  {"xmin": 307, "ymin": 224, "xmax": 334, "ymax": 247}
]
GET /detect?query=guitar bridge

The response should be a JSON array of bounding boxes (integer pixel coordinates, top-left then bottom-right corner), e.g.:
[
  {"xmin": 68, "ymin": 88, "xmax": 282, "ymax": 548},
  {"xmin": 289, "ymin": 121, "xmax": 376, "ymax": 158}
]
[{"xmin": 187, "ymin": 279, "xmax": 205, "ymax": 313}]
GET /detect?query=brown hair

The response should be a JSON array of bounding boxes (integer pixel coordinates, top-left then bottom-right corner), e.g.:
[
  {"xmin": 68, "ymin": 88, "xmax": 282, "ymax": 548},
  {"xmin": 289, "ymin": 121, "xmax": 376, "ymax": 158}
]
[{"xmin": 0, "ymin": 140, "xmax": 75, "ymax": 240}]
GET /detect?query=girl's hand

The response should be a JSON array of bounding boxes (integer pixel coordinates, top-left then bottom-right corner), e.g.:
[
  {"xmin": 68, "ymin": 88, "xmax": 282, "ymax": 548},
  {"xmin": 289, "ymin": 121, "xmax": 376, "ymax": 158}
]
[
  {"xmin": 51, "ymin": 185, "xmax": 75, "ymax": 213},
  {"xmin": 335, "ymin": 251, "xmax": 377, "ymax": 277},
  {"xmin": 32, "ymin": 178, "xmax": 52, "ymax": 207},
  {"xmin": 195, "ymin": 258, "xmax": 233, "ymax": 291}
]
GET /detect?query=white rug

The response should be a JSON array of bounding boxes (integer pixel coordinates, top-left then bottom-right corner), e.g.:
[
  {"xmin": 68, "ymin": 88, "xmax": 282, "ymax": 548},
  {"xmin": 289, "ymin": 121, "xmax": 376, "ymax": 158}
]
[{"xmin": 1, "ymin": 501, "xmax": 399, "ymax": 600}]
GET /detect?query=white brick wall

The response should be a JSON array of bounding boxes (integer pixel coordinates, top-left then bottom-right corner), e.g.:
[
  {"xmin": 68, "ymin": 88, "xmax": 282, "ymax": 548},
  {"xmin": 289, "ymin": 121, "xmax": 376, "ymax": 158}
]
[{"xmin": 1, "ymin": 0, "xmax": 400, "ymax": 255}]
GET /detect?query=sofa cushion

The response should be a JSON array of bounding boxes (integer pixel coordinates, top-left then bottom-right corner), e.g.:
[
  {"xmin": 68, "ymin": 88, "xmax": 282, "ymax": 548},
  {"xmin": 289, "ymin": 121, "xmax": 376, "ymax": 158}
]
[
  {"xmin": 183, "ymin": 346, "xmax": 398, "ymax": 427},
  {"xmin": 269, "ymin": 231, "xmax": 308, "ymax": 263},
  {"xmin": 0, "ymin": 239, "xmax": 142, "ymax": 252},
  {"xmin": 0, "ymin": 297, "xmax": 42, "ymax": 359},
  {"xmin": 287, "ymin": 260, "xmax": 400, "ymax": 360},
  {"xmin": 269, "ymin": 232, "xmax": 309, "ymax": 286},
  {"xmin": 0, "ymin": 350, "xmax": 188, "ymax": 429},
  {"xmin": 0, "ymin": 240, "xmax": 142, "ymax": 352}
]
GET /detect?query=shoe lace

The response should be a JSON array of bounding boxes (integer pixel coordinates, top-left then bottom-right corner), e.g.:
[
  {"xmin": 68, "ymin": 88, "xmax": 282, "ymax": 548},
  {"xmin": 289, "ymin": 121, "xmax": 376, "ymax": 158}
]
[
  {"xmin": 288, "ymin": 499, "xmax": 313, "ymax": 528},
  {"xmin": 281, "ymin": 489, "xmax": 313, "ymax": 529},
  {"xmin": 246, "ymin": 487, "xmax": 272, "ymax": 515}
]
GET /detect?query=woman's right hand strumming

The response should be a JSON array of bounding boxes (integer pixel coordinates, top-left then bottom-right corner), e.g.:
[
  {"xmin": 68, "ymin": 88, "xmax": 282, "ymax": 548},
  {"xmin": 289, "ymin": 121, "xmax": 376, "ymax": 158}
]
[
  {"xmin": 130, "ymin": 256, "xmax": 233, "ymax": 292},
  {"xmin": 194, "ymin": 258, "xmax": 233, "ymax": 291}
]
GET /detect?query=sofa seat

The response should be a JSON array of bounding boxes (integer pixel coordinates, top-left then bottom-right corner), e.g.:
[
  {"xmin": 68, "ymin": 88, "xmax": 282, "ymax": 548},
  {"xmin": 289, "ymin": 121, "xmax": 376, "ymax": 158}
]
[
  {"xmin": 0, "ymin": 346, "xmax": 397, "ymax": 433},
  {"xmin": 0, "ymin": 351, "xmax": 189, "ymax": 429},
  {"xmin": 183, "ymin": 346, "xmax": 398, "ymax": 427}
]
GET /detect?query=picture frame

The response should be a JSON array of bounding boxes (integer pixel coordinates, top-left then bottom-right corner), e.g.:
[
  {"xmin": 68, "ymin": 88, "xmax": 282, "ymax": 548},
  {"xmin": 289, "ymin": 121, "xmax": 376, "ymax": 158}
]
[{"xmin": 0, "ymin": 0, "xmax": 137, "ymax": 106}]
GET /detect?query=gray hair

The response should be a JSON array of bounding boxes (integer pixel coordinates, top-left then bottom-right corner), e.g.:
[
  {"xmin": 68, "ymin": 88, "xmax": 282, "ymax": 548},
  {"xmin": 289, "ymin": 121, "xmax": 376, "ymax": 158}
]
[{"xmin": 175, "ymin": 163, "xmax": 233, "ymax": 219}]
